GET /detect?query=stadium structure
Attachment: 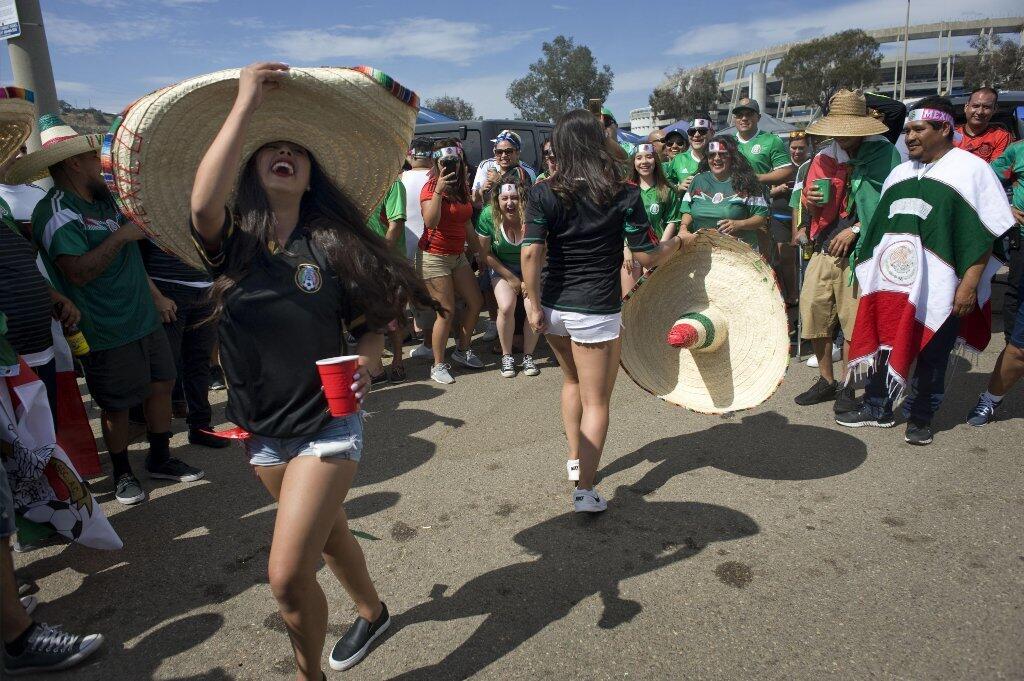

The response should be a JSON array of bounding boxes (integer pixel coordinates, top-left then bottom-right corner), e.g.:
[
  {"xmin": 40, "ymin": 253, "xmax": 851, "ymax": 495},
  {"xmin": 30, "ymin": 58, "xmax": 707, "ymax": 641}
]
[{"xmin": 629, "ymin": 16, "xmax": 1024, "ymax": 135}]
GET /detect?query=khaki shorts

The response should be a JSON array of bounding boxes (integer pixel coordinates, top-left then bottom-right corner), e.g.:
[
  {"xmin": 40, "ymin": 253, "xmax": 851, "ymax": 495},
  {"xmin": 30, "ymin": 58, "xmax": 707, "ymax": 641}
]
[
  {"xmin": 799, "ymin": 252, "xmax": 859, "ymax": 340},
  {"xmin": 415, "ymin": 250, "xmax": 470, "ymax": 280}
]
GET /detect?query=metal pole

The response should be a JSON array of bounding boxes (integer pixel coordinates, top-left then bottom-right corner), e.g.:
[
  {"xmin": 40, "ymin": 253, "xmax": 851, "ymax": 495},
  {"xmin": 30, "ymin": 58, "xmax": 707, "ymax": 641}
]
[
  {"xmin": 7, "ymin": 0, "xmax": 58, "ymax": 152},
  {"xmin": 899, "ymin": 0, "xmax": 911, "ymax": 100}
]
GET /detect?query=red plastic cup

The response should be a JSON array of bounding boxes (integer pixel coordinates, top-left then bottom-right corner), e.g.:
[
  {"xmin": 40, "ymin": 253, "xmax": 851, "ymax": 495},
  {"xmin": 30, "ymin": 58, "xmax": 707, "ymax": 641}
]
[{"xmin": 316, "ymin": 355, "xmax": 361, "ymax": 417}]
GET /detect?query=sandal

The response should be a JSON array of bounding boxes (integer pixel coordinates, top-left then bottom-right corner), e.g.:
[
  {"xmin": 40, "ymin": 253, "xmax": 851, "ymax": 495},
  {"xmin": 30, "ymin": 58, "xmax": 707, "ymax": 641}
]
[{"xmin": 390, "ymin": 364, "xmax": 407, "ymax": 383}]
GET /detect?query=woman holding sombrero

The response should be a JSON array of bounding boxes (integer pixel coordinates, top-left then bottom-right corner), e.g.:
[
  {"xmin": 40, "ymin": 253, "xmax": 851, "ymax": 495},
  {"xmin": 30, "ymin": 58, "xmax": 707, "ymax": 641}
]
[
  {"xmin": 522, "ymin": 109, "xmax": 694, "ymax": 513},
  {"xmin": 108, "ymin": 62, "xmax": 439, "ymax": 677}
]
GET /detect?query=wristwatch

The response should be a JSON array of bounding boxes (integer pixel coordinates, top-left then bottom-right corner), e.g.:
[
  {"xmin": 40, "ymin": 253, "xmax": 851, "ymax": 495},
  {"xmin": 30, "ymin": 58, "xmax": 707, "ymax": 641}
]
[{"xmin": 850, "ymin": 225, "xmax": 861, "ymax": 235}]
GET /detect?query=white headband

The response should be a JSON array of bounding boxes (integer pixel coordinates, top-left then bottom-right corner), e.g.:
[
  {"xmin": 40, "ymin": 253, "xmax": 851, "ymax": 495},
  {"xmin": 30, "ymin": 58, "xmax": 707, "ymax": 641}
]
[
  {"xmin": 435, "ymin": 146, "xmax": 461, "ymax": 159},
  {"xmin": 907, "ymin": 108, "xmax": 955, "ymax": 127},
  {"xmin": 690, "ymin": 118, "xmax": 712, "ymax": 130},
  {"xmin": 707, "ymin": 141, "xmax": 727, "ymax": 153},
  {"xmin": 636, "ymin": 143, "xmax": 656, "ymax": 154},
  {"xmin": 499, "ymin": 183, "xmax": 518, "ymax": 196}
]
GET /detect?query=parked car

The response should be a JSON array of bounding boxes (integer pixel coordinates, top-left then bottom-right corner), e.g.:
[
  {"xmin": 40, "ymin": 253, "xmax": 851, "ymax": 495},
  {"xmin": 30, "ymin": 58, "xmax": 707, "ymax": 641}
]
[{"xmin": 414, "ymin": 119, "xmax": 553, "ymax": 175}]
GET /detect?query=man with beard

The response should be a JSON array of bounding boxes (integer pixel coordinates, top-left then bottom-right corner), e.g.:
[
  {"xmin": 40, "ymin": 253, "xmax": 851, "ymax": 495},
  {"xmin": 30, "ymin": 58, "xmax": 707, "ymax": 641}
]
[{"xmin": 5, "ymin": 114, "xmax": 203, "ymax": 505}]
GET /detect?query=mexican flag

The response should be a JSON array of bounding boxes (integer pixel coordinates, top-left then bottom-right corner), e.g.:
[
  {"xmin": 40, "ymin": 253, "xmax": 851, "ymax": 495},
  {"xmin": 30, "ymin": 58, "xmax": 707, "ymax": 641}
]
[
  {"xmin": 1, "ymin": 358, "xmax": 121, "ymax": 550},
  {"xmin": 803, "ymin": 136, "xmax": 901, "ymax": 239},
  {"xmin": 848, "ymin": 147, "xmax": 1016, "ymax": 393}
]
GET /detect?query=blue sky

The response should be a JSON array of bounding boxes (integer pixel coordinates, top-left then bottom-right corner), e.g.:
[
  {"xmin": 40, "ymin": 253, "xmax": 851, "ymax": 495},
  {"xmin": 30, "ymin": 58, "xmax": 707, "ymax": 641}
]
[{"xmin": 4, "ymin": 0, "xmax": 1020, "ymax": 121}]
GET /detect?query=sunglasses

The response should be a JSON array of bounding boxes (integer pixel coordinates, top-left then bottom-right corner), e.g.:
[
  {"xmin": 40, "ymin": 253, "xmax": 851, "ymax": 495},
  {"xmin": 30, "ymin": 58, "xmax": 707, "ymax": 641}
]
[
  {"xmin": 708, "ymin": 151, "xmax": 729, "ymax": 159},
  {"xmin": 664, "ymin": 139, "xmax": 684, "ymax": 146},
  {"xmin": 687, "ymin": 128, "xmax": 709, "ymax": 137},
  {"xmin": 494, "ymin": 148, "xmax": 516, "ymax": 156},
  {"xmin": 543, "ymin": 151, "xmax": 556, "ymax": 159},
  {"xmin": 789, "ymin": 131, "xmax": 807, "ymax": 140}
]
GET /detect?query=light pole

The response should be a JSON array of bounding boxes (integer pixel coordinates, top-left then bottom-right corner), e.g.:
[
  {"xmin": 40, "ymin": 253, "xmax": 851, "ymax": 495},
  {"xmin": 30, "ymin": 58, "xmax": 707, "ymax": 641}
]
[
  {"xmin": 899, "ymin": 0, "xmax": 911, "ymax": 100},
  {"xmin": 6, "ymin": 0, "xmax": 58, "ymax": 151}
]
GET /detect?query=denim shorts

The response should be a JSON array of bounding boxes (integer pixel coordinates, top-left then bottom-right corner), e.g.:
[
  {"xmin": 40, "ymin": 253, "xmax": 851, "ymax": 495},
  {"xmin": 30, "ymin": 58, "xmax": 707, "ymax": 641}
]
[{"xmin": 247, "ymin": 414, "xmax": 364, "ymax": 467}]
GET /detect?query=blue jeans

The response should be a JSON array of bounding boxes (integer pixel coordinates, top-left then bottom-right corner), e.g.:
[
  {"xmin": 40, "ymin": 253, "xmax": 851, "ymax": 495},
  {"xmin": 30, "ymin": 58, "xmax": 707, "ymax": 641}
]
[
  {"xmin": 864, "ymin": 315, "xmax": 960, "ymax": 423},
  {"xmin": 246, "ymin": 414, "xmax": 364, "ymax": 466}
]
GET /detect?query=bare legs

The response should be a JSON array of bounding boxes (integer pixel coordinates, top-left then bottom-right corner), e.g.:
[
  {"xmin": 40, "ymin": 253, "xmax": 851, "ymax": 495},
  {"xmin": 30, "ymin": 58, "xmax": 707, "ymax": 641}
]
[
  {"xmin": 987, "ymin": 342, "xmax": 1024, "ymax": 396},
  {"xmin": 424, "ymin": 265, "xmax": 482, "ymax": 366},
  {"xmin": 493, "ymin": 279, "xmax": 538, "ymax": 356},
  {"xmin": 255, "ymin": 457, "xmax": 381, "ymax": 681},
  {"xmin": 546, "ymin": 334, "xmax": 621, "ymax": 490},
  {"xmin": 1, "ymin": 538, "xmax": 31, "ymax": 644}
]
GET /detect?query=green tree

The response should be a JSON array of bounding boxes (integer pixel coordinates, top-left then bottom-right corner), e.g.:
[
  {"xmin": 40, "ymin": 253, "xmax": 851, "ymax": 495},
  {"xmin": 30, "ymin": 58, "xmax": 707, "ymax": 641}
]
[
  {"xmin": 775, "ymin": 29, "xmax": 882, "ymax": 114},
  {"xmin": 507, "ymin": 35, "xmax": 614, "ymax": 122},
  {"xmin": 425, "ymin": 95, "xmax": 478, "ymax": 121},
  {"xmin": 649, "ymin": 68, "xmax": 720, "ymax": 122},
  {"xmin": 963, "ymin": 34, "xmax": 1024, "ymax": 90}
]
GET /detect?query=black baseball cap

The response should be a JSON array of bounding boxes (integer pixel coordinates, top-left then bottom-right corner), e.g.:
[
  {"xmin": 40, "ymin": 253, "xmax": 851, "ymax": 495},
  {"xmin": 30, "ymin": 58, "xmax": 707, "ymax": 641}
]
[{"xmin": 732, "ymin": 98, "xmax": 760, "ymax": 115}]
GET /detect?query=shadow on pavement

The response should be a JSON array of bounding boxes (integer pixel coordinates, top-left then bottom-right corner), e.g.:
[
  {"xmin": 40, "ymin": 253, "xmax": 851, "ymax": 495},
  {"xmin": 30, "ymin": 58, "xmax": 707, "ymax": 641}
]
[
  {"xmin": 391, "ymin": 487, "xmax": 758, "ymax": 680},
  {"xmin": 600, "ymin": 411, "xmax": 868, "ymax": 495}
]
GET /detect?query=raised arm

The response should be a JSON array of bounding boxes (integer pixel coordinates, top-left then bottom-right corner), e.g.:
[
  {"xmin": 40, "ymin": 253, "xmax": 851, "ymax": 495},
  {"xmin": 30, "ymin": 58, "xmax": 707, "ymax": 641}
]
[{"xmin": 191, "ymin": 62, "xmax": 289, "ymax": 245}]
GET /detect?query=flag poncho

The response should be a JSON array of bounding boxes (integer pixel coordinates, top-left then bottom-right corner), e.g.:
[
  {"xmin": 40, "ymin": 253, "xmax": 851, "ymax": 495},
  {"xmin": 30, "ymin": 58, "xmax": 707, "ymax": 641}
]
[{"xmin": 847, "ymin": 146, "xmax": 1015, "ymax": 393}]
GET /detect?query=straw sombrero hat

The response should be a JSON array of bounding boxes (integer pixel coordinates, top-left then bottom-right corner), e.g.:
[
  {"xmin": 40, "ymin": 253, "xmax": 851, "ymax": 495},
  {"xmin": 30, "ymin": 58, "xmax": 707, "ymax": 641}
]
[
  {"xmin": 4, "ymin": 112, "xmax": 103, "ymax": 184},
  {"xmin": 0, "ymin": 87, "xmax": 36, "ymax": 168},
  {"xmin": 620, "ymin": 230, "xmax": 789, "ymax": 414},
  {"xmin": 805, "ymin": 89, "xmax": 889, "ymax": 138},
  {"xmin": 103, "ymin": 66, "xmax": 418, "ymax": 269}
]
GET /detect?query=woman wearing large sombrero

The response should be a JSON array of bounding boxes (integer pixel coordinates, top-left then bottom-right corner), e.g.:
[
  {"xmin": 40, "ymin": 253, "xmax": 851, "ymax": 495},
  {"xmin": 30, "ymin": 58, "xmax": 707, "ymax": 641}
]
[{"xmin": 109, "ymin": 62, "xmax": 440, "ymax": 676}]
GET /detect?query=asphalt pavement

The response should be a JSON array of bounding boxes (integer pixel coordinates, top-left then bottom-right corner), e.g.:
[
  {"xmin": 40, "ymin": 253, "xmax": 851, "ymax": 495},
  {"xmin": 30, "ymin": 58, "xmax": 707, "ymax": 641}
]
[{"xmin": 12, "ymin": 322, "xmax": 1022, "ymax": 680}]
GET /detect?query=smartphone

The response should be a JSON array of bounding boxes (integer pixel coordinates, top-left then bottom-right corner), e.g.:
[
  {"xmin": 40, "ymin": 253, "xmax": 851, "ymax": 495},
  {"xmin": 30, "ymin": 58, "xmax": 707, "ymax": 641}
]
[
  {"xmin": 588, "ymin": 99, "xmax": 602, "ymax": 118},
  {"xmin": 440, "ymin": 157, "xmax": 458, "ymax": 175}
]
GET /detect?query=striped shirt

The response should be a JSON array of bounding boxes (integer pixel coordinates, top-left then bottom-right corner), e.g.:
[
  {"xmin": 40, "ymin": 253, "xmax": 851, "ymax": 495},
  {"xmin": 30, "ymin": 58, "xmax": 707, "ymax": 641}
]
[{"xmin": 0, "ymin": 199, "xmax": 53, "ymax": 363}]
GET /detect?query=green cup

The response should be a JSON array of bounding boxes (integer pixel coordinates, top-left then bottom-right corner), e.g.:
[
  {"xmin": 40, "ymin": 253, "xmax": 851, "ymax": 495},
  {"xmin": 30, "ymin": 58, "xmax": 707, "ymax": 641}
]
[{"xmin": 813, "ymin": 178, "xmax": 832, "ymax": 205}]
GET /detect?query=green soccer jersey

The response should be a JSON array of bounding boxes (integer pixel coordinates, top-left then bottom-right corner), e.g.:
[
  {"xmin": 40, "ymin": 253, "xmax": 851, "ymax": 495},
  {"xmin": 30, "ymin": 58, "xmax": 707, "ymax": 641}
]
[
  {"xmin": 991, "ymin": 141, "xmax": 1024, "ymax": 236},
  {"xmin": 366, "ymin": 180, "xmax": 407, "ymax": 254},
  {"xmin": 638, "ymin": 184, "xmax": 682, "ymax": 238},
  {"xmin": 735, "ymin": 129, "xmax": 791, "ymax": 176},
  {"xmin": 666, "ymin": 149, "xmax": 702, "ymax": 188},
  {"xmin": 475, "ymin": 204, "xmax": 524, "ymax": 267},
  {"xmin": 681, "ymin": 172, "xmax": 769, "ymax": 251},
  {"xmin": 32, "ymin": 187, "xmax": 158, "ymax": 351}
]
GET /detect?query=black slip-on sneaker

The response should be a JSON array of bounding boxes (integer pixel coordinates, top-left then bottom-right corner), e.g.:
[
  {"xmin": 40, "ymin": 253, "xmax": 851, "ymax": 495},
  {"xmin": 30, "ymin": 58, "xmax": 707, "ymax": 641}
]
[{"xmin": 330, "ymin": 602, "xmax": 390, "ymax": 671}]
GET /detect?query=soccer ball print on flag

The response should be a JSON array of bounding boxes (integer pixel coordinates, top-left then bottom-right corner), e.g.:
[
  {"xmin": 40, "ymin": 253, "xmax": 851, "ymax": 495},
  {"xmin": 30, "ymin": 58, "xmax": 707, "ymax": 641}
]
[{"xmin": 1, "ymin": 358, "xmax": 121, "ymax": 550}]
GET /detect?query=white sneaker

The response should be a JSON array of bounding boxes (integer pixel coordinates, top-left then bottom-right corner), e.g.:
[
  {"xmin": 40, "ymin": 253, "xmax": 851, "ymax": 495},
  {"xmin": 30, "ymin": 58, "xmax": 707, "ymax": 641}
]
[
  {"xmin": 410, "ymin": 343, "xmax": 433, "ymax": 360},
  {"xmin": 481, "ymin": 319, "xmax": 498, "ymax": 342},
  {"xmin": 521, "ymin": 354, "xmax": 540, "ymax": 376},
  {"xmin": 451, "ymin": 347, "xmax": 483, "ymax": 369},
  {"xmin": 566, "ymin": 459, "xmax": 580, "ymax": 481},
  {"xmin": 500, "ymin": 354, "xmax": 516, "ymax": 378},
  {"xmin": 805, "ymin": 343, "xmax": 841, "ymax": 368},
  {"xmin": 573, "ymin": 487, "xmax": 607, "ymax": 513},
  {"xmin": 430, "ymin": 363, "xmax": 455, "ymax": 385}
]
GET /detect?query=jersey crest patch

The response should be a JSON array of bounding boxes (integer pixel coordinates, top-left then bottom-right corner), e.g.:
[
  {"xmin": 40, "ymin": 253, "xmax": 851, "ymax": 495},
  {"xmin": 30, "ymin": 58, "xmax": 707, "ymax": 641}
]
[
  {"xmin": 295, "ymin": 263, "xmax": 323, "ymax": 293},
  {"xmin": 751, "ymin": 144, "xmax": 762, "ymax": 155}
]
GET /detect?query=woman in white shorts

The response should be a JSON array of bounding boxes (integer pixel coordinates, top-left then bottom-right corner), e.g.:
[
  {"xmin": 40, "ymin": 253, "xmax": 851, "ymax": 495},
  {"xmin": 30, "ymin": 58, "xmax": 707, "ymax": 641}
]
[{"xmin": 522, "ymin": 109, "xmax": 694, "ymax": 513}]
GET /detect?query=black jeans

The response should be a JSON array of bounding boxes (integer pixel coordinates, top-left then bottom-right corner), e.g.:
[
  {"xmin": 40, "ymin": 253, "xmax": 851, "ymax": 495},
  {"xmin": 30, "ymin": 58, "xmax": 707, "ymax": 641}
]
[
  {"xmin": 1004, "ymin": 240, "xmax": 1022, "ymax": 344},
  {"xmin": 154, "ymin": 281, "xmax": 216, "ymax": 429},
  {"xmin": 864, "ymin": 315, "xmax": 960, "ymax": 423}
]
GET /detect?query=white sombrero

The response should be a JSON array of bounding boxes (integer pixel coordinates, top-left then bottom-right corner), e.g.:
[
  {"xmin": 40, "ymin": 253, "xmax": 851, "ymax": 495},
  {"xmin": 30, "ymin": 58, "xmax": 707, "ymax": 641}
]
[
  {"xmin": 4, "ymin": 112, "xmax": 104, "ymax": 184},
  {"xmin": 0, "ymin": 87, "xmax": 36, "ymax": 168},
  {"xmin": 620, "ymin": 230, "xmax": 789, "ymax": 414},
  {"xmin": 102, "ymin": 66, "xmax": 419, "ymax": 269}
]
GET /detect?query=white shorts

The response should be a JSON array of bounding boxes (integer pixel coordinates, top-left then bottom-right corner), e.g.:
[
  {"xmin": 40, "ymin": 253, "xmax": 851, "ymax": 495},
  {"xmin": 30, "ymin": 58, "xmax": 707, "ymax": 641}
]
[{"xmin": 543, "ymin": 306, "xmax": 621, "ymax": 344}]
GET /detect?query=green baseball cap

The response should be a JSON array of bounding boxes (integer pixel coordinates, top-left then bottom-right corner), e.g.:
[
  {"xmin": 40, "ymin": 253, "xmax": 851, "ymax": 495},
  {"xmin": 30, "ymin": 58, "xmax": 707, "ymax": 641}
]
[{"xmin": 601, "ymin": 106, "xmax": 616, "ymax": 123}]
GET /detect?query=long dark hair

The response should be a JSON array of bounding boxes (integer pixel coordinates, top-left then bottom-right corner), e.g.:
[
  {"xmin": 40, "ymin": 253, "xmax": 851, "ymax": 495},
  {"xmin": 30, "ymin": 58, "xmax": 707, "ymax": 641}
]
[
  {"xmin": 630, "ymin": 147, "xmax": 671, "ymax": 205},
  {"xmin": 207, "ymin": 149, "xmax": 442, "ymax": 328},
  {"xmin": 549, "ymin": 109, "xmax": 627, "ymax": 207},
  {"xmin": 428, "ymin": 137, "xmax": 469, "ymax": 204},
  {"xmin": 696, "ymin": 135, "xmax": 762, "ymax": 198}
]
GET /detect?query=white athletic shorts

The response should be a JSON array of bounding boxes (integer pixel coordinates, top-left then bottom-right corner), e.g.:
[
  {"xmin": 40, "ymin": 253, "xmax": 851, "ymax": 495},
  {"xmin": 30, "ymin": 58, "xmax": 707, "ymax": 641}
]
[{"xmin": 543, "ymin": 306, "xmax": 621, "ymax": 344}]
